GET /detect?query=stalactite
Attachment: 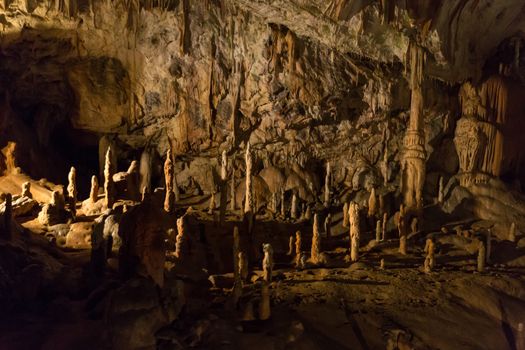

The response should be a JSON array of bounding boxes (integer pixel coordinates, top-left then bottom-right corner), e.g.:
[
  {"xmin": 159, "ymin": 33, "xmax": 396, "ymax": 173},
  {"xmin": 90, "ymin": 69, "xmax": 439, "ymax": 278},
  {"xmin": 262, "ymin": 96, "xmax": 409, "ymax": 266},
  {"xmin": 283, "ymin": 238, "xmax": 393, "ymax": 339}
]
[{"xmin": 175, "ymin": 216, "xmax": 186, "ymax": 259}]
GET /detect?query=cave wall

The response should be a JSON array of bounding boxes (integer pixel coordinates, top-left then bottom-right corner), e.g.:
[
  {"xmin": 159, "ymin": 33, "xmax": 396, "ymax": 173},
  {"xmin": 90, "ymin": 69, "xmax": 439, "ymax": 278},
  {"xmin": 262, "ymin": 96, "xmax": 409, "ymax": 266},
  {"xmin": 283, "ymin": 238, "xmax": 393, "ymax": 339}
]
[{"xmin": 1, "ymin": 0, "xmax": 523, "ymax": 200}]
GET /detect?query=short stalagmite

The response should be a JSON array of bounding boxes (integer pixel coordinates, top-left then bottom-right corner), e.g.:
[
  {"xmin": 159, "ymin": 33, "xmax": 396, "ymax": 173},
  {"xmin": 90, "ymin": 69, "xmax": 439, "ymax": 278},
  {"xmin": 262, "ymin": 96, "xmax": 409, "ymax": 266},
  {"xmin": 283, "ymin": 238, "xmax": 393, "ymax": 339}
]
[
  {"xmin": 90, "ymin": 176, "xmax": 99, "ymax": 203},
  {"xmin": 291, "ymin": 193, "xmax": 298, "ymax": 220},
  {"xmin": 67, "ymin": 166, "xmax": 77, "ymax": 205},
  {"xmin": 175, "ymin": 216, "xmax": 186, "ymax": 260},
  {"xmin": 382, "ymin": 212, "xmax": 388, "ymax": 241},
  {"xmin": 424, "ymin": 237, "xmax": 435, "ymax": 273},
  {"xmin": 375, "ymin": 219, "xmax": 381, "ymax": 243},
  {"xmin": 21, "ymin": 182, "xmax": 32, "ymax": 199},
  {"xmin": 509, "ymin": 222, "xmax": 517, "ymax": 242},
  {"xmin": 262, "ymin": 243, "xmax": 273, "ymax": 283}
]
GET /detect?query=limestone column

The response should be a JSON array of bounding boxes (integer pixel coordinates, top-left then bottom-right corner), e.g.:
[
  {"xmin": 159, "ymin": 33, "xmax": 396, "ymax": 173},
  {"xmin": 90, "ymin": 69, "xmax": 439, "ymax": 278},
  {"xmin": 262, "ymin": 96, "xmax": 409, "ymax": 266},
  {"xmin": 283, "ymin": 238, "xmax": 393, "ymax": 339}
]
[{"xmin": 402, "ymin": 43, "xmax": 426, "ymax": 213}]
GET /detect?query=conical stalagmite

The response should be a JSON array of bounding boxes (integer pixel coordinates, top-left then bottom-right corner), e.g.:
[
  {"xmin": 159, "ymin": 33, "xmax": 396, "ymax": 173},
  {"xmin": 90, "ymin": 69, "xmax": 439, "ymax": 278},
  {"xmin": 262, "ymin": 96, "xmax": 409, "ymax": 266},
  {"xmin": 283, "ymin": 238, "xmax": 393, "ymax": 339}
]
[
  {"xmin": 375, "ymin": 219, "xmax": 381, "ymax": 243},
  {"xmin": 175, "ymin": 216, "xmax": 186, "ymax": 259},
  {"xmin": 89, "ymin": 176, "xmax": 99, "ymax": 203},
  {"xmin": 349, "ymin": 202, "xmax": 360, "ymax": 262},
  {"xmin": 67, "ymin": 166, "xmax": 77, "ymax": 215},
  {"xmin": 382, "ymin": 212, "xmax": 388, "ymax": 241},
  {"xmin": 164, "ymin": 149, "xmax": 175, "ymax": 213}
]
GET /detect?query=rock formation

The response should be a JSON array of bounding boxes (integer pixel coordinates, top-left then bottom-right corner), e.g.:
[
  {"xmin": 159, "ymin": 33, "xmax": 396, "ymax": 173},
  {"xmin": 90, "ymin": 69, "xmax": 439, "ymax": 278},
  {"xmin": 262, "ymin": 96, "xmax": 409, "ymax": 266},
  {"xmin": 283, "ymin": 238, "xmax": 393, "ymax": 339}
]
[
  {"xmin": 398, "ymin": 205, "xmax": 407, "ymax": 255},
  {"xmin": 262, "ymin": 243, "xmax": 273, "ymax": 283},
  {"xmin": 310, "ymin": 214, "xmax": 321, "ymax": 265},
  {"xmin": 349, "ymin": 202, "xmax": 360, "ymax": 262},
  {"xmin": 164, "ymin": 149, "xmax": 175, "ymax": 213},
  {"xmin": 21, "ymin": 182, "xmax": 32, "ymax": 199},
  {"xmin": 104, "ymin": 147, "xmax": 116, "ymax": 209},
  {"xmin": 424, "ymin": 237, "xmax": 435, "ymax": 273}
]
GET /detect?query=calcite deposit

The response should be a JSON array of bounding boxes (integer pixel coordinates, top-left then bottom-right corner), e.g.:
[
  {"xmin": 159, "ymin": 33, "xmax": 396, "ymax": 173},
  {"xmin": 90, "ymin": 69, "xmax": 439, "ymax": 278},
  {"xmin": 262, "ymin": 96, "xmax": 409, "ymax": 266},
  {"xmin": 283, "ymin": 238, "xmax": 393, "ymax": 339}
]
[{"xmin": 1, "ymin": 1, "xmax": 525, "ymax": 349}]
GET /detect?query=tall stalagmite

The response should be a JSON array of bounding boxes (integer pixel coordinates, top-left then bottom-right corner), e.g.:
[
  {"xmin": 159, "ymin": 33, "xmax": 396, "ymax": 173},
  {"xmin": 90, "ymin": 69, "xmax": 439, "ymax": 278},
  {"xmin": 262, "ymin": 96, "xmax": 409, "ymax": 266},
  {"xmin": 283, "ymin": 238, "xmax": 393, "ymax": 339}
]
[
  {"xmin": 104, "ymin": 147, "xmax": 116, "ymax": 209},
  {"xmin": 402, "ymin": 43, "xmax": 426, "ymax": 214}
]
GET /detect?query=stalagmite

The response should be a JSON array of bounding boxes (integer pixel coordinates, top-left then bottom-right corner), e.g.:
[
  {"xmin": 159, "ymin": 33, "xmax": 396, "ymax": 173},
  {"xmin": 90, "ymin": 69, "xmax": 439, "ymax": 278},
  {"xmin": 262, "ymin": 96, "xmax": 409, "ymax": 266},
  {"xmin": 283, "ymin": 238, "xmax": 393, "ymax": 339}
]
[
  {"xmin": 208, "ymin": 192, "xmax": 216, "ymax": 214},
  {"xmin": 380, "ymin": 258, "xmax": 385, "ymax": 270},
  {"xmin": 509, "ymin": 222, "xmax": 517, "ymax": 242},
  {"xmin": 287, "ymin": 235, "xmax": 294, "ymax": 255},
  {"xmin": 304, "ymin": 206, "xmax": 312, "ymax": 221},
  {"xmin": 175, "ymin": 216, "xmax": 186, "ymax": 259},
  {"xmin": 67, "ymin": 166, "xmax": 77, "ymax": 213},
  {"xmin": 486, "ymin": 229, "xmax": 492, "ymax": 264},
  {"xmin": 104, "ymin": 147, "xmax": 116, "ymax": 209},
  {"xmin": 310, "ymin": 214, "xmax": 321, "ymax": 264},
  {"xmin": 21, "ymin": 182, "xmax": 32, "ymax": 199},
  {"xmin": 295, "ymin": 230, "xmax": 302, "ymax": 267},
  {"xmin": 402, "ymin": 43, "xmax": 426, "ymax": 213},
  {"xmin": 291, "ymin": 193, "xmax": 298, "ymax": 219},
  {"xmin": 233, "ymin": 226, "xmax": 240, "ymax": 280},
  {"xmin": 368, "ymin": 187, "xmax": 377, "ymax": 218},
  {"xmin": 437, "ymin": 176, "xmax": 444, "ymax": 204},
  {"xmin": 375, "ymin": 219, "xmax": 381, "ymax": 243},
  {"xmin": 324, "ymin": 213, "xmax": 332, "ymax": 238},
  {"xmin": 280, "ymin": 189, "xmax": 285, "ymax": 217},
  {"xmin": 259, "ymin": 282, "xmax": 271, "ymax": 321},
  {"xmin": 349, "ymin": 202, "xmax": 360, "ymax": 262},
  {"xmin": 381, "ymin": 146, "xmax": 389, "ymax": 185},
  {"xmin": 244, "ymin": 143, "xmax": 254, "ymax": 214},
  {"xmin": 398, "ymin": 205, "xmax": 407, "ymax": 255},
  {"xmin": 262, "ymin": 243, "xmax": 273, "ymax": 283},
  {"xmin": 90, "ymin": 176, "xmax": 99, "ymax": 203},
  {"xmin": 139, "ymin": 148, "xmax": 152, "ymax": 195},
  {"xmin": 238, "ymin": 251, "xmax": 248, "ymax": 281},
  {"xmin": 324, "ymin": 162, "xmax": 331, "ymax": 207},
  {"xmin": 230, "ymin": 172, "xmax": 236, "ymax": 211},
  {"xmin": 221, "ymin": 150, "xmax": 228, "ymax": 181},
  {"xmin": 517, "ymin": 322, "xmax": 525, "ymax": 350},
  {"xmin": 477, "ymin": 240, "xmax": 486, "ymax": 273},
  {"xmin": 382, "ymin": 212, "xmax": 387, "ymax": 241},
  {"xmin": 164, "ymin": 149, "xmax": 175, "ymax": 213},
  {"xmin": 2, "ymin": 193, "xmax": 12, "ymax": 240},
  {"xmin": 424, "ymin": 237, "xmax": 435, "ymax": 273},
  {"xmin": 410, "ymin": 217, "xmax": 418, "ymax": 234},
  {"xmin": 342, "ymin": 202, "xmax": 349, "ymax": 228},
  {"xmin": 219, "ymin": 151, "xmax": 228, "ymax": 225}
]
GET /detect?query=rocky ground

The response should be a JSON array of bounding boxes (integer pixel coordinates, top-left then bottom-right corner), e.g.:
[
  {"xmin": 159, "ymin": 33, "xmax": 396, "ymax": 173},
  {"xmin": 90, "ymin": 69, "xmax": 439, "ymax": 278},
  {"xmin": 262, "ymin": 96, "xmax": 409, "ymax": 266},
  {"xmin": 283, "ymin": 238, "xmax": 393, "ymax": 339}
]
[{"xmin": 1, "ymin": 174, "xmax": 525, "ymax": 350}]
